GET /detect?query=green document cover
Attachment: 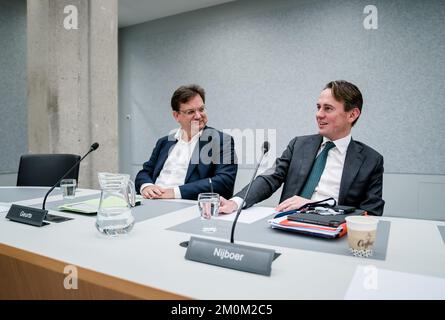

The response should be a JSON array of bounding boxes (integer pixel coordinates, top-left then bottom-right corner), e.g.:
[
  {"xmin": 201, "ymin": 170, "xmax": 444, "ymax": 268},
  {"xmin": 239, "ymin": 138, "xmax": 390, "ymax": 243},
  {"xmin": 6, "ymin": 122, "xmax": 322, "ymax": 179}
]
[{"xmin": 58, "ymin": 196, "xmax": 141, "ymax": 214}]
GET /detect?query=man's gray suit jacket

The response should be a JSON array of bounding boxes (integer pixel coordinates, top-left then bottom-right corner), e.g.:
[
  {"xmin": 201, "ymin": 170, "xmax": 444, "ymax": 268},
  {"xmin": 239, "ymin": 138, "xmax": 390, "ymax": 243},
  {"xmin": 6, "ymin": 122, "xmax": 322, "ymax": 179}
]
[{"xmin": 236, "ymin": 134, "xmax": 385, "ymax": 216}]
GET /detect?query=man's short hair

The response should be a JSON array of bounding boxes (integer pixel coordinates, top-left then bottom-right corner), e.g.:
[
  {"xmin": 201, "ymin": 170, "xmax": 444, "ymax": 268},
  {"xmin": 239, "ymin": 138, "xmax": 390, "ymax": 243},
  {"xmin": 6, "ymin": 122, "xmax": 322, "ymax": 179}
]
[
  {"xmin": 324, "ymin": 80, "xmax": 363, "ymax": 126},
  {"xmin": 171, "ymin": 84, "xmax": 205, "ymax": 112}
]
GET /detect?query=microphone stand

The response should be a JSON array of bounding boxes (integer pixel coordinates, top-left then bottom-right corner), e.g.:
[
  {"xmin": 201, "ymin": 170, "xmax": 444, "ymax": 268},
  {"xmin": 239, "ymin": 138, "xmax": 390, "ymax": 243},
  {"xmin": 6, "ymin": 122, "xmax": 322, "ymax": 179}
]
[
  {"xmin": 42, "ymin": 144, "xmax": 98, "ymax": 210},
  {"xmin": 182, "ymin": 141, "xmax": 277, "ymax": 276},
  {"xmin": 42, "ymin": 143, "xmax": 99, "ymax": 222},
  {"xmin": 6, "ymin": 143, "xmax": 99, "ymax": 227},
  {"xmin": 230, "ymin": 146, "xmax": 268, "ymax": 243}
]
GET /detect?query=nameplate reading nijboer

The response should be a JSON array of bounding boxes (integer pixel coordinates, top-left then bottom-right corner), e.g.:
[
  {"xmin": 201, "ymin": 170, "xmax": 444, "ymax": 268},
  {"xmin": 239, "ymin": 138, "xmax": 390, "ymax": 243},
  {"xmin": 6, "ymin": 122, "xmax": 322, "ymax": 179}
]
[
  {"xmin": 185, "ymin": 236, "xmax": 275, "ymax": 276},
  {"xmin": 6, "ymin": 204, "xmax": 49, "ymax": 227}
]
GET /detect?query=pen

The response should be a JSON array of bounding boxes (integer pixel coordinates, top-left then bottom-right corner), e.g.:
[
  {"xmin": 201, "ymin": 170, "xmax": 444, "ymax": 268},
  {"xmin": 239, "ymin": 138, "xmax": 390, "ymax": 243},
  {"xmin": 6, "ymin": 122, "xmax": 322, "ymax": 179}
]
[{"xmin": 273, "ymin": 209, "xmax": 298, "ymax": 219}]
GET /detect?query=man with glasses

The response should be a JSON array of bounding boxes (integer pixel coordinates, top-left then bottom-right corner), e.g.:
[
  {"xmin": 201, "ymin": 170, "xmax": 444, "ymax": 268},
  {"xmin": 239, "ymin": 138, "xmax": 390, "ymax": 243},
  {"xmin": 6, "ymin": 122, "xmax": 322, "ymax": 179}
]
[
  {"xmin": 135, "ymin": 84, "xmax": 237, "ymax": 200},
  {"xmin": 219, "ymin": 80, "xmax": 385, "ymax": 216}
]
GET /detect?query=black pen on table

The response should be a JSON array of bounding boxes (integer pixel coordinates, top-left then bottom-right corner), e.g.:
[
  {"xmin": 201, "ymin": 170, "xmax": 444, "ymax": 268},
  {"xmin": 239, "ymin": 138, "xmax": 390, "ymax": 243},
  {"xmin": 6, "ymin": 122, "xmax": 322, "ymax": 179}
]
[{"xmin": 274, "ymin": 209, "xmax": 298, "ymax": 218}]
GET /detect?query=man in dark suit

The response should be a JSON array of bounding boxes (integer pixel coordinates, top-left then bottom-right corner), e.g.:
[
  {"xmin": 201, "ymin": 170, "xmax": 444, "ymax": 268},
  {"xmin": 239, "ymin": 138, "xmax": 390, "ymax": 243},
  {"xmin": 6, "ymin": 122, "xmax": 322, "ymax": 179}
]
[
  {"xmin": 135, "ymin": 84, "xmax": 237, "ymax": 200},
  {"xmin": 220, "ymin": 80, "xmax": 384, "ymax": 216}
]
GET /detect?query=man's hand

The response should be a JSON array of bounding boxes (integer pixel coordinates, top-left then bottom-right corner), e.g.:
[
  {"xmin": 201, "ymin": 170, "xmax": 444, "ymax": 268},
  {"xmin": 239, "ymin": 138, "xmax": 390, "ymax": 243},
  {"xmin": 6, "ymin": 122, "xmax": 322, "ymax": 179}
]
[
  {"xmin": 275, "ymin": 195, "xmax": 311, "ymax": 212},
  {"xmin": 141, "ymin": 185, "xmax": 166, "ymax": 199},
  {"xmin": 158, "ymin": 188, "xmax": 175, "ymax": 199},
  {"xmin": 219, "ymin": 196, "xmax": 238, "ymax": 214}
]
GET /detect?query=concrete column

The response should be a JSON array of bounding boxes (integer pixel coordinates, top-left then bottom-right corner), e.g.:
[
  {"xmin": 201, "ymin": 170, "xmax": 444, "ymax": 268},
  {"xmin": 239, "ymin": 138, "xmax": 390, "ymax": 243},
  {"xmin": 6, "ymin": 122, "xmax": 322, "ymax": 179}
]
[{"xmin": 27, "ymin": 0, "xmax": 118, "ymax": 188}]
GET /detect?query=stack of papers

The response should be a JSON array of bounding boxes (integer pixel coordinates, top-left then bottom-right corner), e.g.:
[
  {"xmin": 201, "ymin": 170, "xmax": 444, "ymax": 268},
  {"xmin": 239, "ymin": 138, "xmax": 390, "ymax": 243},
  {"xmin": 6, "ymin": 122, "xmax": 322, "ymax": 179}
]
[
  {"xmin": 58, "ymin": 198, "xmax": 104, "ymax": 214},
  {"xmin": 58, "ymin": 197, "xmax": 130, "ymax": 214},
  {"xmin": 58, "ymin": 195, "xmax": 144, "ymax": 214},
  {"xmin": 268, "ymin": 216, "xmax": 346, "ymax": 238}
]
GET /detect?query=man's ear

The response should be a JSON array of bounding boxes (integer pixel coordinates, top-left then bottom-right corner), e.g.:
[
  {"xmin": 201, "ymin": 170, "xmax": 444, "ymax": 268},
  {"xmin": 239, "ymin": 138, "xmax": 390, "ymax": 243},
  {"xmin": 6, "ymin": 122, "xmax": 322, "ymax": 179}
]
[
  {"xmin": 172, "ymin": 111, "xmax": 179, "ymax": 122},
  {"xmin": 349, "ymin": 107, "xmax": 361, "ymax": 123}
]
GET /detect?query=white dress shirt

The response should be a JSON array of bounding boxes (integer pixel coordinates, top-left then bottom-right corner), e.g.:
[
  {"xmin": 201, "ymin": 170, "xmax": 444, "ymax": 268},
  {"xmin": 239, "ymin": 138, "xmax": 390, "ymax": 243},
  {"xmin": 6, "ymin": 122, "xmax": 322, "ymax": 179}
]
[
  {"xmin": 311, "ymin": 134, "xmax": 351, "ymax": 202},
  {"xmin": 140, "ymin": 128, "xmax": 201, "ymax": 199},
  {"xmin": 231, "ymin": 134, "xmax": 352, "ymax": 210}
]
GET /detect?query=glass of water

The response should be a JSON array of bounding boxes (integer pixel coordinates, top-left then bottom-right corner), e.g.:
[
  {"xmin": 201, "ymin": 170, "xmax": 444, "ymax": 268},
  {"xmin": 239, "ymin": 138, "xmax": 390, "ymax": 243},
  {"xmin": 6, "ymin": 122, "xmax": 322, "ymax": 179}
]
[
  {"xmin": 60, "ymin": 179, "xmax": 76, "ymax": 199},
  {"xmin": 198, "ymin": 193, "xmax": 219, "ymax": 233}
]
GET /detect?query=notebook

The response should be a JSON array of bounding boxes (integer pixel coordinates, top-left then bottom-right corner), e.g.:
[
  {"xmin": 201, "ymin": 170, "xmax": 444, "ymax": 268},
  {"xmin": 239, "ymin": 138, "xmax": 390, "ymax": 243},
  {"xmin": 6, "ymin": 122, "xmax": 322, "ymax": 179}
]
[
  {"xmin": 269, "ymin": 216, "xmax": 347, "ymax": 238},
  {"xmin": 58, "ymin": 196, "xmax": 142, "ymax": 214}
]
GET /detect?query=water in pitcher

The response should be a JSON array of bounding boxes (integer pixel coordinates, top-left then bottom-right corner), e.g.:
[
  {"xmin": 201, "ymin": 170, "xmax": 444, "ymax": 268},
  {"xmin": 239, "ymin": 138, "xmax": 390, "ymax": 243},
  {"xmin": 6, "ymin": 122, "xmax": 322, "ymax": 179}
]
[
  {"xmin": 95, "ymin": 207, "xmax": 134, "ymax": 235},
  {"xmin": 95, "ymin": 172, "xmax": 135, "ymax": 236}
]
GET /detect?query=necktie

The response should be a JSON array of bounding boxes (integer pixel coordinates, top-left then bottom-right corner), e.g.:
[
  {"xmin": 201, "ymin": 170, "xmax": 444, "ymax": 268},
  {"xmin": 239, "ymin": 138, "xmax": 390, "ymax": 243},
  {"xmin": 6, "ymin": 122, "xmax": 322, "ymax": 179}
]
[{"xmin": 299, "ymin": 141, "xmax": 335, "ymax": 199}]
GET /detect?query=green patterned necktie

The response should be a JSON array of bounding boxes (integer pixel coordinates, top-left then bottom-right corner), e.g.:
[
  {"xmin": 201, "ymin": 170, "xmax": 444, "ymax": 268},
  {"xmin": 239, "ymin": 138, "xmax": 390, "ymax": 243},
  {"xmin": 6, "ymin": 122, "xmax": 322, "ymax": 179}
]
[{"xmin": 299, "ymin": 141, "xmax": 336, "ymax": 199}]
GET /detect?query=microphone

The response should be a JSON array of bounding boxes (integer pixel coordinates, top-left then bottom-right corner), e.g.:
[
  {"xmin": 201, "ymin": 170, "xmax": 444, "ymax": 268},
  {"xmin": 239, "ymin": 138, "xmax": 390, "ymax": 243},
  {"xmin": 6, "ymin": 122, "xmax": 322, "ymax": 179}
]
[
  {"xmin": 183, "ymin": 141, "xmax": 277, "ymax": 276},
  {"xmin": 7, "ymin": 143, "xmax": 100, "ymax": 227},
  {"xmin": 90, "ymin": 142, "xmax": 99, "ymax": 151},
  {"xmin": 230, "ymin": 141, "xmax": 269, "ymax": 243},
  {"xmin": 42, "ymin": 142, "xmax": 100, "ymax": 211}
]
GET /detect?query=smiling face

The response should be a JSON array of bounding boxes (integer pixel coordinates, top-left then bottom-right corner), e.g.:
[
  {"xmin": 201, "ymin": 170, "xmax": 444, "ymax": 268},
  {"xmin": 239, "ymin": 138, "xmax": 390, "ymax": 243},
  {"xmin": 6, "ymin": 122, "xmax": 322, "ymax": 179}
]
[
  {"xmin": 173, "ymin": 94, "xmax": 208, "ymax": 139},
  {"xmin": 316, "ymin": 88, "xmax": 360, "ymax": 141}
]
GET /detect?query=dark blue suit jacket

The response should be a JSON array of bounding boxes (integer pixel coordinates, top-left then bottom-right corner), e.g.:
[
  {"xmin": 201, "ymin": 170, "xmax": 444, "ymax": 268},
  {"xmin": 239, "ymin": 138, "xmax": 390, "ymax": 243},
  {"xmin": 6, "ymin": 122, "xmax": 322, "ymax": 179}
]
[{"xmin": 135, "ymin": 126, "xmax": 237, "ymax": 200}]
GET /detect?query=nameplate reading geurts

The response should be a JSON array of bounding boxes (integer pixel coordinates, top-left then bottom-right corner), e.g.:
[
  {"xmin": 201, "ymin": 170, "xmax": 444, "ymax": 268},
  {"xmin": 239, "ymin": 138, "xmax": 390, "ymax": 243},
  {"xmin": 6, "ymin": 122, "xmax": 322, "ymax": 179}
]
[
  {"xmin": 6, "ymin": 204, "xmax": 49, "ymax": 227},
  {"xmin": 185, "ymin": 236, "xmax": 275, "ymax": 276}
]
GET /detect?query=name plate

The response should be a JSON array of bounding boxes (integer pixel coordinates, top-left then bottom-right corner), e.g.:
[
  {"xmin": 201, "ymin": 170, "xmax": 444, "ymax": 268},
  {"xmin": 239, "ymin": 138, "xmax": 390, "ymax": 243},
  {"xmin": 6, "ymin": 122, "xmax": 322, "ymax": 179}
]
[
  {"xmin": 6, "ymin": 204, "xmax": 49, "ymax": 227},
  {"xmin": 185, "ymin": 236, "xmax": 276, "ymax": 276}
]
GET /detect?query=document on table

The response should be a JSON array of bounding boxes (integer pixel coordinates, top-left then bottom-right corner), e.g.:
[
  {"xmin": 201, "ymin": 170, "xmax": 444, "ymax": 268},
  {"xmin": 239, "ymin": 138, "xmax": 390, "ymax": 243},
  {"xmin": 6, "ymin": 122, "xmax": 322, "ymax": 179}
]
[
  {"xmin": 58, "ymin": 195, "xmax": 143, "ymax": 214},
  {"xmin": 345, "ymin": 265, "xmax": 445, "ymax": 299},
  {"xmin": 0, "ymin": 202, "xmax": 11, "ymax": 214},
  {"xmin": 216, "ymin": 206, "xmax": 275, "ymax": 224},
  {"xmin": 58, "ymin": 199, "xmax": 101, "ymax": 214}
]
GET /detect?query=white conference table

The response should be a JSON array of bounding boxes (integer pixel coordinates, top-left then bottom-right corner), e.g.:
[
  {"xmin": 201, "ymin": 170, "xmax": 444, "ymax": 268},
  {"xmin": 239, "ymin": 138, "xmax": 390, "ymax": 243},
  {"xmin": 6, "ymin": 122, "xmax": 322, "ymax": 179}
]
[{"xmin": 1, "ymin": 186, "xmax": 445, "ymax": 300}]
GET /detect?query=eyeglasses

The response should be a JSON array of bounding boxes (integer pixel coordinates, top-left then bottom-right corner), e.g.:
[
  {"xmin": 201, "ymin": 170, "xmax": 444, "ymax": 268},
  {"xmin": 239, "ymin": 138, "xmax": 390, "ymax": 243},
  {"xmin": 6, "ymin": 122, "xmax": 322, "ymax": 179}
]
[{"xmin": 177, "ymin": 106, "xmax": 206, "ymax": 116}]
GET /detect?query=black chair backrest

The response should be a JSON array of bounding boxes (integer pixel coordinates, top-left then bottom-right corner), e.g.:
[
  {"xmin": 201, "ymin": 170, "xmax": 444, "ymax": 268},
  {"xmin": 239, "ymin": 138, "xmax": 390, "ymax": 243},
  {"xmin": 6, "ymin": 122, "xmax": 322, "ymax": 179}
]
[{"xmin": 17, "ymin": 154, "xmax": 81, "ymax": 187}]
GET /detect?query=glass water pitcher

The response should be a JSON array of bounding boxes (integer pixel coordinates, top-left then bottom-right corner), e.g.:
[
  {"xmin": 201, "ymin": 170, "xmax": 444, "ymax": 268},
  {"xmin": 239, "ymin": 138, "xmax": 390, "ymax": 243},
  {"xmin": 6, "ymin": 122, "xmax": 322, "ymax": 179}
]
[{"xmin": 95, "ymin": 172, "xmax": 136, "ymax": 235}]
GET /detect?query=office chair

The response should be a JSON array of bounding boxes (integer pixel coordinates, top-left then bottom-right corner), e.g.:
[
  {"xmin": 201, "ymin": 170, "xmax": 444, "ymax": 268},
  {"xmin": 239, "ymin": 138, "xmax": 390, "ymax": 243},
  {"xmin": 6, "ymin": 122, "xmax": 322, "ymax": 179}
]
[{"xmin": 16, "ymin": 154, "xmax": 81, "ymax": 187}]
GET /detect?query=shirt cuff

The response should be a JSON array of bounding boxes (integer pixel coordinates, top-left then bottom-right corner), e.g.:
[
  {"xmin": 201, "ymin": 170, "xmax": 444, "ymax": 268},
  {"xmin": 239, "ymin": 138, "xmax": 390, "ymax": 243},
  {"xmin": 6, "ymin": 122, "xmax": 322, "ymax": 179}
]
[
  {"xmin": 140, "ymin": 183, "xmax": 154, "ymax": 194},
  {"xmin": 173, "ymin": 187, "xmax": 182, "ymax": 199},
  {"xmin": 230, "ymin": 197, "xmax": 244, "ymax": 212}
]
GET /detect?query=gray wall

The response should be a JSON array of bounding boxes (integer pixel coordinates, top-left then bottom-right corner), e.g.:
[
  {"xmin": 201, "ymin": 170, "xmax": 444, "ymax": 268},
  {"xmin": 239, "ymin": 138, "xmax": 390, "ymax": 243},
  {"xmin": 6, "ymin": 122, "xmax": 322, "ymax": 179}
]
[
  {"xmin": 119, "ymin": 0, "xmax": 445, "ymax": 219},
  {"xmin": 0, "ymin": 0, "xmax": 27, "ymax": 185}
]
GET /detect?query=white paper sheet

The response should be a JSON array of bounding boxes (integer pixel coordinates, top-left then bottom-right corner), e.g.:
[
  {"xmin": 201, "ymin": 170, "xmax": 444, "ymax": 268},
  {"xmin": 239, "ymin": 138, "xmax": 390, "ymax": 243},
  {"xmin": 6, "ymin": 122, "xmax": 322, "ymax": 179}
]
[
  {"xmin": 0, "ymin": 203, "xmax": 11, "ymax": 214},
  {"xmin": 345, "ymin": 265, "xmax": 445, "ymax": 299},
  {"xmin": 216, "ymin": 206, "xmax": 275, "ymax": 224}
]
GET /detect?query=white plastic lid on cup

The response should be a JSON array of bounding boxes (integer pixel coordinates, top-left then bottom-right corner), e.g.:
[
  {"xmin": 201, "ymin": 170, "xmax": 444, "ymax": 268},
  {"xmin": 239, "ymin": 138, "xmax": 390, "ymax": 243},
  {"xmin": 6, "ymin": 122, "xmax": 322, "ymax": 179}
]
[{"xmin": 345, "ymin": 215, "xmax": 379, "ymax": 231}]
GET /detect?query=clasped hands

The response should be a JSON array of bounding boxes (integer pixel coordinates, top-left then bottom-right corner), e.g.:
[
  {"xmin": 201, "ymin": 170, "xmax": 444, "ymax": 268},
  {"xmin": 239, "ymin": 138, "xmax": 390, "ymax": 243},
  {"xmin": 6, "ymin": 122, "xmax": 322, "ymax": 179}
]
[{"xmin": 141, "ymin": 185, "xmax": 175, "ymax": 199}]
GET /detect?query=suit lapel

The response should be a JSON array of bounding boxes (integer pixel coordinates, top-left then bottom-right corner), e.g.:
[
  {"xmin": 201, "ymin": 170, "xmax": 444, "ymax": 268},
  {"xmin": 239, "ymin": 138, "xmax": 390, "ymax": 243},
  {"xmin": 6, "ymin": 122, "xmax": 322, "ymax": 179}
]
[
  {"xmin": 294, "ymin": 135, "xmax": 323, "ymax": 194},
  {"xmin": 338, "ymin": 140, "xmax": 364, "ymax": 203},
  {"xmin": 154, "ymin": 137, "xmax": 177, "ymax": 180},
  {"xmin": 185, "ymin": 126, "xmax": 213, "ymax": 182},
  {"xmin": 185, "ymin": 139, "xmax": 203, "ymax": 183}
]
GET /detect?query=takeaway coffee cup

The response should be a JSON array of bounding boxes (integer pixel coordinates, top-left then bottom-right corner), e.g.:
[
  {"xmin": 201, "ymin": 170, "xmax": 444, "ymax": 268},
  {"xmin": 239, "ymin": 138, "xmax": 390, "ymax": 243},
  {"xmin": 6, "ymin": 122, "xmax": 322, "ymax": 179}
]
[{"xmin": 345, "ymin": 216, "xmax": 379, "ymax": 258}]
